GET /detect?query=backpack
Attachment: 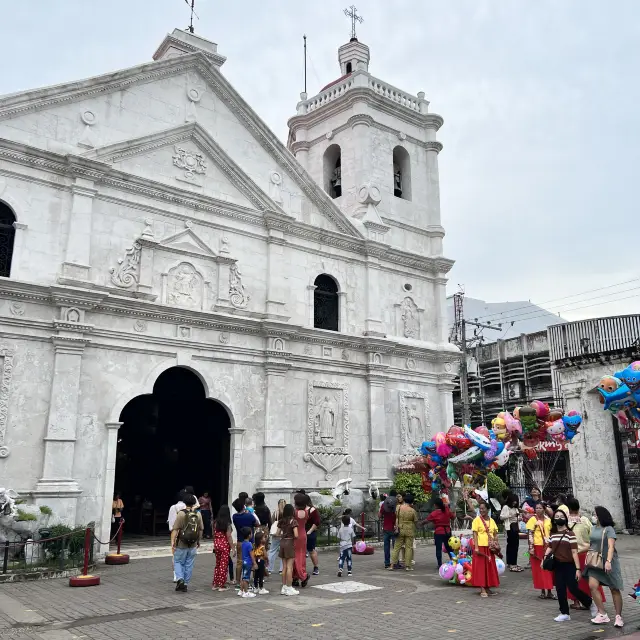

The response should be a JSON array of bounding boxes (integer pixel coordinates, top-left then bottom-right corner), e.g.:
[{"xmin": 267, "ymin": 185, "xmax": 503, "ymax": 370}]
[
  {"xmin": 179, "ymin": 509, "xmax": 200, "ymax": 546},
  {"xmin": 383, "ymin": 495, "xmax": 397, "ymax": 513}
]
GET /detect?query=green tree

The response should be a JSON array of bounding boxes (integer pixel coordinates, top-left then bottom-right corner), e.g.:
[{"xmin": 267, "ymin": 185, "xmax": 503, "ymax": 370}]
[
  {"xmin": 392, "ymin": 472, "xmax": 429, "ymax": 504},
  {"xmin": 486, "ymin": 471, "xmax": 508, "ymax": 498}
]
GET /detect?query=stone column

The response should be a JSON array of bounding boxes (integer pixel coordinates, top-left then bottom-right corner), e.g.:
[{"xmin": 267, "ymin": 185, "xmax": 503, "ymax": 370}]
[
  {"xmin": 257, "ymin": 363, "xmax": 292, "ymax": 493},
  {"xmin": 98, "ymin": 421, "xmax": 122, "ymax": 554},
  {"xmin": 265, "ymin": 231, "xmax": 288, "ymax": 319},
  {"xmin": 350, "ymin": 114, "xmax": 372, "ymax": 198},
  {"xmin": 228, "ymin": 427, "xmax": 246, "ymax": 503},
  {"xmin": 364, "ymin": 258, "xmax": 384, "ymax": 336},
  {"xmin": 438, "ymin": 381, "xmax": 456, "ymax": 428},
  {"xmin": 61, "ymin": 178, "xmax": 97, "ymax": 281},
  {"xmin": 424, "ymin": 137, "xmax": 443, "ymax": 228},
  {"xmin": 33, "ymin": 336, "xmax": 87, "ymax": 524},
  {"xmin": 367, "ymin": 373, "xmax": 392, "ymax": 484},
  {"xmin": 434, "ymin": 272, "xmax": 449, "ymax": 344}
]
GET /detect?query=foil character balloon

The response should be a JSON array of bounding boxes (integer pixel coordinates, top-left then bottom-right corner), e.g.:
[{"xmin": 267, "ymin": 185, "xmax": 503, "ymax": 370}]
[
  {"xmin": 448, "ymin": 536, "xmax": 461, "ymax": 552},
  {"xmin": 491, "ymin": 416, "xmax": 508, "ymax": 441},
  {"xmin": 435, "ymin": 432, "xmax": 453, "ymax": 458},
  {"xmin": 546, "ymin": 419, "xmax": 565, "ymax": 437},
  {"xmin": 518, "ymin": 405, "xmax": 538, "ymax": 433},
  {"xmin": 475, "ymin": 425, "xmax": 490, "ymax": 439},
  {"xmin": 504, "ymin": 412, "xmax": 522, "ymax": 437},
  {"xmin": 614, "ymin": 362, "xmax": 640, "ymax": 391},
  {"xmin": 446, "ymin": 426, "xmax": 472, "ymax": 450},
  {"xmin": 493, "ymin": 441, "xmax": 511, "ymax": 467},
  {"xmin": 419, "ymin": 440, "xmax": 436, "ymax": 455},
  {"xmin": 530, "ymin": 400, "xmax": 550, "ymax": 419},
  {"xmin": 562, "ymin": 412, "xmax": 582, "ymax": 442}
]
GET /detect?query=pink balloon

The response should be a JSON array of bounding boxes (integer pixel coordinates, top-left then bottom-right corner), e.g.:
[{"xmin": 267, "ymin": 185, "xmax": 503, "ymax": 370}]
[
  {"xmin": 439, "ymin": 563, "xmax": 455, "ymax": 580},
  {"xmin": 355, "ymin": 540, "xmax": 366, "ymax": 553}
]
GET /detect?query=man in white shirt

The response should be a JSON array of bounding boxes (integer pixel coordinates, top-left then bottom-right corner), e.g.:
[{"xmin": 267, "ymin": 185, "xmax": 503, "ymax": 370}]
[{"xmin": 168, "ymin": 488, "xmax": 196, "ymax": 581}]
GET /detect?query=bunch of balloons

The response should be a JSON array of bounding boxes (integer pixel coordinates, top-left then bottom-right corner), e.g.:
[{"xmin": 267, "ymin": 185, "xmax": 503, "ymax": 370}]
[
  {"xmin": 491, "ymin": 400, "xmax": 583, "ymax": 460},
  {"xmin": 419, "ymin": 425, "xmax": 513, "ymax": 493},
  {"xmin": 597, "ymin": 361, "xmax": 640, "ymax": 427},
  {"xmin": 437, "ymin": 535, "xmax": 507, "ymax": 586}
]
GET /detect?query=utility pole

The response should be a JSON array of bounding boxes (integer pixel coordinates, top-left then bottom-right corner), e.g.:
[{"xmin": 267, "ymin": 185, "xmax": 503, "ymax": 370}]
[{"xmin": 450, "ymin": 288, "xmax": 503, "ymax": 426}]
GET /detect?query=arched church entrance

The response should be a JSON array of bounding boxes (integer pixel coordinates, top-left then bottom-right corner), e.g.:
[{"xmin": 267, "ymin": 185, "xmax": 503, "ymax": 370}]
[{"xmin": 114, "ymin": 367, "xmax": 230, "ymax": 535}]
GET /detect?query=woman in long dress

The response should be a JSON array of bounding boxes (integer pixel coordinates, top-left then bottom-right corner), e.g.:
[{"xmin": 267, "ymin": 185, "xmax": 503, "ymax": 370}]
[
  {"xmin": 212, "ymin": 505, "xmax": 234, "ymax": 591},
  {"xmin": 471, "ymin": 502, "xmax": 500, "ymax": 597},
  {"xmin": 583, "ymin": 506, "xmax": 624, "ymax": 628},
  {"xmin": 292, "ymin": 493, "xmax": 309, "ymax": 588},
  {"xmin": 526, "ymin": 502, "xmax": 555, "ymax": 599}
]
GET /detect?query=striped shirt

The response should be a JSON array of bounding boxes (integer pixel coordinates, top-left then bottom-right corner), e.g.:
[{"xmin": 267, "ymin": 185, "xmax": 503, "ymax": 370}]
[{"xmin": 548, "ymin": 529, "xmax": 578, "ymax": 563}]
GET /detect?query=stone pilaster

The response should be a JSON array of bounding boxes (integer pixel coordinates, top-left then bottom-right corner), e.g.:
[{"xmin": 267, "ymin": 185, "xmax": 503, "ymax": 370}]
[
  {"xmin": 350, "ymin": 114, "xmax": 373, "ymax": 198},
  {"xmin": 60, "ymin": 178, "xmax": 97, "ymax": 281},
  {"xmin": 228, "ymin": 426, "xmax": 246, "ymax": 502},
  {"xmin": 265, "ymin": 231, "xmax": 289, "ymax": 320},
  {"xmin": 367, "ymin": 372, "xmax": 391, "ymax": 484},
  {"xmin": 257, "ymin": 361, "xmax": 293, "ymax": 492},
  {"xmin": 434, "ymin": 273, "xmax": 449, "ymax": 344},
  {"xmin": 98, "ymin": 421, "xmax": 122, "ymax": 553},
  {"xmin": 33, "ymin": 335, "xmax": 88, "ymax": 524},
  {"xmin": 364, "ymin": 258, "xmax": 385, "ymax": 336},
  {"xmin": 438, "ymin": 380, "xmax": 456, "ymax": 428},
  {"xmin": 215, "ymin": 256, "xmax": 235, "ymax": 311},
  {"xmin": 424, "ymin": 135, "xmax": 443, "ymax": 228}
]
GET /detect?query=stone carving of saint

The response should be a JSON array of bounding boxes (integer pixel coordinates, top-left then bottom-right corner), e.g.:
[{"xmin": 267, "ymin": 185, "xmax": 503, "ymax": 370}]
[
  {"xmin": 393, "ymin": 164, "xmax": 402, "ymax": 197},
  {"xmin": 168, "ymin": 264, "xmax": 200, "ymax": 307},
  {"xmin": 315, "ymin": 395, "xmax": 337, "ymax": 445},
  {"xmin": 401, "ymin": 297, "xmax": 419, "ymax": 339},
  {"xmin": 406, "ymin": 403, "xmax": 423, "ymax": 447}
]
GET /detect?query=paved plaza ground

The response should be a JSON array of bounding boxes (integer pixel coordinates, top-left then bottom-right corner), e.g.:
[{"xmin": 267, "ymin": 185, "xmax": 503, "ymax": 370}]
[{"xmin": 0, "ymin": 537, "xmax": 639, "ymax": 640}]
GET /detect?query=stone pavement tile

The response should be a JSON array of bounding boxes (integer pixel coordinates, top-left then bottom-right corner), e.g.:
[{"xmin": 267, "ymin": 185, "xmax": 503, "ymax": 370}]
[{"xmin": 0, "ymin": 543, "xmax": 638, "ymax": 640}]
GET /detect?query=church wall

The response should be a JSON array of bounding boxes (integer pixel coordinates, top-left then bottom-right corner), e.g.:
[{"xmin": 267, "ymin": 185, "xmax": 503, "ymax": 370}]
[{"xmin": 0, "ymin": 335, "xmax": 52, "ymax": 494}]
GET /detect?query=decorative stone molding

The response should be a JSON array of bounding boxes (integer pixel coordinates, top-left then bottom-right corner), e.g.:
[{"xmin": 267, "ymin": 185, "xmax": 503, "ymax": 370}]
[
  {"xmin": 303, "ymin": 344, "xmax": 313, "ymax": 355},
  {"xmin": 0, "ymin": 347, "xmax": 15, "ymax": 459},
  {"xmin": 133, "ymin": 319, "xmax": 148, "ymax": 333},
  {"xmin": 399, "ymin": 390, "xmax": 430, "ymax": 461},
  {"xmin": 185, "ymin": 71, "xmax": 206, "ymax": 123},
  {"xmin": 406, "ymin": 358, "xmax": 416, "ymax": 371},
  {"xmin": 341, "ymin": 349, "xmax": 350, "ymax": 362},
  {"xmin": 219, "ymin": 331, "xmax": 230, "ymax": 344},
  {"xmin": 400, "ymin": 297, "xmax": 419, "ymax": 338},
  {"xmin": 424, "ymin": 141, "xmax": 444, "ymax": 153},
  {"xmin": 8, "ymin": 302, "xmax": 24, "ymax": 316},
  {"xmin": 177, "ymin": 325, "xmax": 191, "ymax": 339},
  {"xmin": 110, "ymin": 240, "xmax": 141, "ymax": 289},
  {"xmin": 269, "ymin": 171, "xmax": 284, "ymax": 204},
  {"xmin": 305, "ymin": 380, "xmax": 352, "ymax": 480},
  {"xmin": 322, "ymin": 346, "xmax": 333, "ymax": 358},
  {"xmin": 229, "ymin": 263, "xmax": 249, "ymax": 309},
  {"xmin": 162, "ymin": 261, "xmax": 207, "ymax": 310},
  {"xmin": 172, "ymin": 145, "xmax": 207, "ymax": 185},
  {"xmin": 78, "ymin": 110, "xmax": 98, "ymax": 149}
]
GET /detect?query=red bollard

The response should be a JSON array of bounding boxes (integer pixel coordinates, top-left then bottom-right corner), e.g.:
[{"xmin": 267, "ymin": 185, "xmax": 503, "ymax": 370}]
[
  {"xmin": 69, "ymin": 527, "xmax": 101, "ymax": 587},
  {"xmin": 105, "ymin": 520, "xmax": 130, "ymax": 565}
]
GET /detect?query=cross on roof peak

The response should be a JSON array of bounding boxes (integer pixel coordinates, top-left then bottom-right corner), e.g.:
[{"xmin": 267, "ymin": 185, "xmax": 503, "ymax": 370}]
[{"xmin": 343, "ymin": 5, "xmax": 363, "ymax": 41}]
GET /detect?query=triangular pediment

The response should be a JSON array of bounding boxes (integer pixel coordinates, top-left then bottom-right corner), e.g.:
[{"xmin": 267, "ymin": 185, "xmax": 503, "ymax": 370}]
[
  {"xmin": 157, "ymin": 225, "xmax": 217, "ymax": 257},
  {"xmin": 82, "ymin": 122, "xmax": 276, "ymax": 212},
  {"xmin": 0, "ymin": 51, "xmax": 363, "ymax": 238}
]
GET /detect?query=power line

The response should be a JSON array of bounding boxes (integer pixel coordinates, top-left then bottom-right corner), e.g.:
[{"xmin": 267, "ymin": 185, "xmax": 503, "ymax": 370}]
[
  {"xmin": 471, "ymin": 277, "xmax": 640, "ymax": 322},
  {"xmin": 477, "ymin": 285, "xmax": 640, "ymax": 326}
]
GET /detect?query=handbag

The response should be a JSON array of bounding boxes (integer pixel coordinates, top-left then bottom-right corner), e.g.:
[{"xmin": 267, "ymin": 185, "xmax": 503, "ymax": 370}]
[
  {"xmin": 480, "ymin": 516, "xmax": 501, "ymax": 555},
  {"xmin": 542, "ymin": 530, "xmax": 567, "ymax": 571},
  {"xmin": 585, "ymin": 528, "xmax": 606, "ymax": 570}
]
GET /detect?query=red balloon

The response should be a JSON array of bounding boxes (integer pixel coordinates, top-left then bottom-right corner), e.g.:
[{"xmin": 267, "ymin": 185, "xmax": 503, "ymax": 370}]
[{"xmin": 475, "ymin": 426, "xmax": 490, "ymax": 439}]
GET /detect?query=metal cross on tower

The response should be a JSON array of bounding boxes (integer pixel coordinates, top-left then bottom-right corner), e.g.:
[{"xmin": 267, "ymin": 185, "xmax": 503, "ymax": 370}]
[
  {"xmin": 344, "ymin": 5, "xmax": 363, "ymax": 40},
  {"xmin": 184, "ymin": 0, "xmax": 199, "ymax": 34}
]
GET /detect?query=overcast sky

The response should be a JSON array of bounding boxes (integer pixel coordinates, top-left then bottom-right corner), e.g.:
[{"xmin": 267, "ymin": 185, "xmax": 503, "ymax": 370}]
[{"xmin": 1, "ymin": 1, "xmax": 638, "ymax": 327}]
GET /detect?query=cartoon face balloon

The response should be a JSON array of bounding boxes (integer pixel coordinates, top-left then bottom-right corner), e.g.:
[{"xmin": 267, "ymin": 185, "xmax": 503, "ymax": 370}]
[
  {"xmin": 546, "ymin": 419, "xmax": 565, "ymax": 436},
  {"xmin": 518, "ymin": 406, "xmax": 538, "ymax": 433},
  {"xmin": 530, "ymin": 400, "xmax": 550, "ymax": 419},
  {"xmin": 491, "ymin": 416, "xmax": 508, "ymax": 441},
  {"xmin": 448, "ymin": 536, "xmax": 461, "ymax": 552}
]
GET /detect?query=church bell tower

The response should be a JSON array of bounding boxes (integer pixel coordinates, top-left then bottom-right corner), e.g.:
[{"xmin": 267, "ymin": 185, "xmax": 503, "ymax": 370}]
[{"xmin": 287, "ymin": 24, "xmax": 446, "ymax": 256}]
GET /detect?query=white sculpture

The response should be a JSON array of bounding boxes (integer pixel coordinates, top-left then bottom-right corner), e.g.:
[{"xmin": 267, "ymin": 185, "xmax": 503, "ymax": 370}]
[
  {"xmin": 332, "ymin": 477, "xmax": 352, "ymax": 500},
  {"xmin": 367, "ymin": 480, "xmax": 379, "ymax": 501},
  {"xmin": 0, "ymin": 488, "xmax": 18, "ymax": 518}
]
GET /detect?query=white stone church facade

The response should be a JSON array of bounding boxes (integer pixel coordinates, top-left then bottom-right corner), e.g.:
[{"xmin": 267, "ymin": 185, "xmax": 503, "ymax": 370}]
[{"xmin": 0, "ymin": 29, "xmax": 458, "ymax": 543}]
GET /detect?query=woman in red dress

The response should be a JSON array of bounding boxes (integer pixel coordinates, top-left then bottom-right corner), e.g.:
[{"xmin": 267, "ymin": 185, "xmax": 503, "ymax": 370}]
[
  {"xmin": 471, "ymin": 502, "xmax": 500, "ymax": 597},
  {"xmin": 292, "ymin": 493, "xmax": 309, "ymax": 588},
  {"xmin": 212, "ymin": 505, "xmax": 234, "ymax": 591},
  {"xmin": 526, "ymin": 502, "xmax": 555, "ymax": 599}
]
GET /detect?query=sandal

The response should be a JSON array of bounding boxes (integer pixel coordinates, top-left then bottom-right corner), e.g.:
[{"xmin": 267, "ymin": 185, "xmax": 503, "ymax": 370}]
[
  {"xmin": 538, "ymin": 594, "xmax": 547, "ymax": 600},
  {"xmin": 546, "ymin": 593, "xmax": 558, "ymax": 600},
  {"xmin": 480, "ymin": 592, "xmax": 489, "ymax": 598}
]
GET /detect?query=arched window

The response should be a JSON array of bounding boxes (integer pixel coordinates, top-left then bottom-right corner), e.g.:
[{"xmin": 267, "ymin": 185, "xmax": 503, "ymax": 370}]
[
  {"xmin": 345, "ymin": 62, "xmax": 353, "ymax": 74},
  {"xmin": 314, "ymin": 274, "xmax": 339, "ymax": 331},
  {"xmin": 323, "ymin": 144, "xmax": 342, "ymax": 199},
  {"xmin": 0, "ymin": 202, "xmax": 16, "ymax": 278},
  {"xmin": 392, "ymin": 146, "xmax": 412, "ymax": 201}
]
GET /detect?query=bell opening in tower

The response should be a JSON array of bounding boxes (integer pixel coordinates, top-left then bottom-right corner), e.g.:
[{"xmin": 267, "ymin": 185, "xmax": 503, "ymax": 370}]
[{"xmin": 324, "ymin": 144, "xmax": 342, "ymax": 199}]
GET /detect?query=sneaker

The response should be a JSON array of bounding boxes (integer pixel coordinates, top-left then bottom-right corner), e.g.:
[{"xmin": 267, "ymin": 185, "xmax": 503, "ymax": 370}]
[
  {"xmin": 312, "ymin": 567, "xmax": 319, "ymax": 576},
  {"xmin": 590, "ymin": 603, "xmax": 598, "ymax": 618},
  {"xmin": 347, "ymin": 571, "xmax": 352, "ymax": 577},
  {"xmin": 173, "ymin": 574, "xmax": 178, "ymax": 583},
  {"xmin": 301, "ymin": 577, "xmax": 309, "ymax": 588},
  {"xmin": 614, "ymin": 615, "xmax": 624, "ymax": 628},
  {"xmin": 242, "ymin": 592, "xmax": 256, "ymax": 598},
  {"xmin": 280, "ymin": 585, "xmax": 286, "ymax": 595},
  {"xmin": 181, "ymin": 585, "xmax": 188, "ymax": 593},
  {"xmin": 237, "ymin": 590, "xmax": 244, "ymax": 597},
  {"xmin": 258, "ymin": 588, "xmax": 269, "ymax": 595},
  {"xmin": 175, "ymin": 579, "xmax": 185, "ymax": 592},
  {"xmin": 284, "ymin": 586, "xmax": 299, "ymax": 596},
  {"xmin": 554, "ymin": 614, "xmax": 571, "ymax": 622},
  {"xmin": 337, "ymin": 570, "xmax": 343, "ymax": 577},
  {"xmin": 591, "ymin": 613, "xmax": 610, "ymax": 625}
]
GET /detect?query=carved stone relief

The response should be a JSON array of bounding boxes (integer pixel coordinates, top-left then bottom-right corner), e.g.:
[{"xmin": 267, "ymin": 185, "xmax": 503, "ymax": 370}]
[
  {"xmin": 219, "ymin": 332, "xmax": 230, "ymax": 344},
  {"xmin": 341, "ymin": 349, "xmax": 350, "ymax": 362},
  {"xmin": 65, "ymin": 307, "xmax": 82, "ymax": 323},
  {"xmin": 303, "ymin": 345, "xmax": 313, "ymax": 355},
  {"xmin": 185, "ymin": 71, "xmax": 206, "ymax": 123},
  {"xmin": 399, "ymin": 391, "xmax": 430, "ymax": 461},
  {"xmin": 164, "ymin": 262, "xmax": 204, "ymax": 310},
  {"xmin": 177, "ymin": 325, "xmax": 191, "ymax": 339},
  {"xmin": 229, "ymin": 263, "xmax": 249, "ymax": 309},
  {"xmin": 273, "ymin": 338, "xmax": 284, "ymax": 352},
  {"xmin": 304, "ymin": 381, "xmax": 352, "ymax": 481},
  {"xmin": 0, "ymin": 348, "xmax": 15, "ymax": 458},
  {"xmin": 110, "ymin": 240, "xmax": 141, "ymax": 289},
  {"xmin": 9, "ymin": 302, "xmax": 24, "ymax": 317},
  {"xmin": 78, "ymin": 110, "xmax": 98, "ymax": 149},
  {"xmin": 172, "ymin": 145, "xmax": 207, "ymax": 186},
  {"xmin": 133, "ymin": 320, "xmax": 148, "ymax": 333},
  {"xmin": 406, "ymin": 358, "xmax": 417, "ymax": 371},
  {"xmin": 401, "ymin": 296, "xmax": 419, "ymax": 339},
  {"xmin": 269, "ymin": 171, "xmax": 284, "ymax": 204},
  {"xmin": 322, "ymin": 346, "xmax": 332, "ymax": 358}
]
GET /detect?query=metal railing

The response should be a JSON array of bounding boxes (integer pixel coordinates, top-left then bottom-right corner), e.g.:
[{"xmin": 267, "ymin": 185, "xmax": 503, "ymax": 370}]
[{"xmin": 1, "ymin": 526, "xmax": 94, "ymax": 576}]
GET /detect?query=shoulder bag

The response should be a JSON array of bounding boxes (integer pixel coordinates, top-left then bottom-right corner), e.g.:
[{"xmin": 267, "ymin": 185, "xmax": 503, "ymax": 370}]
[
  {"xmin": 542, "ymin": 530, "xmax": 567, "ymax": 571},
  {"xmin": 585, "ymin": 528, "xmax": 606, "ymax": 570},
  {"xmin": 480, "ymin": 516, "xmax": 501, "ymax": 555}
]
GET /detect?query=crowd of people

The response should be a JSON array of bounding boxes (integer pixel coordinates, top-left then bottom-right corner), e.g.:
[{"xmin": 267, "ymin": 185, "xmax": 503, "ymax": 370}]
[{"xmin": 118, "ymin": 483, "xmax": 631, "ymax": 626}]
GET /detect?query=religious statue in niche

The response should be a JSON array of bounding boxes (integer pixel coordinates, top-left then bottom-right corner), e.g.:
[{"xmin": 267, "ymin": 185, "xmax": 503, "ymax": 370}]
[
  {"xmin": 406, "ymin": 403, "xmax": 424, "ymax": 448},
  {"xmin": 393, "ymin": 164, "xmax": 403, "ymax": 197},
  {"xmin": 167, "ymin": 262, "xmax": 202, "ymax": 309},
  {"xmin": 401, "ymin": 296, "xmax": 419, "ymax": 339},
  {"xmin": 314, "ymin": 395, "xmax": 338, "ymax": 446},
  {"xmin": 229, "ymin": 263, "xmax": 249, "ymax": 309}
]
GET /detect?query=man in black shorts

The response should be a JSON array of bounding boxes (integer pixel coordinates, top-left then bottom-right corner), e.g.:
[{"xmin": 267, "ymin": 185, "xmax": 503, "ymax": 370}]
[{"xmin": 305, "ymin": 495, "xmax": 321, "ymax": 575}]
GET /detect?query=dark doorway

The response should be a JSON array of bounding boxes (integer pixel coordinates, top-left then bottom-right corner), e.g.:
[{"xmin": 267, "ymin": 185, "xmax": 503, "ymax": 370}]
[
  {"xmin": 314, "ymin": 274, "xmax": 339, "ymax": 331},
  {"xmin": 114, "ymin": 367, "xmax": 231, "ymax": 535}
]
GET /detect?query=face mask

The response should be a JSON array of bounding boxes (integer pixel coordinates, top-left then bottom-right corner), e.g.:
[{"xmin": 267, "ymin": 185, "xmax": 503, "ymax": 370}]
[
  {"xmin": 591, "ymin": 515, "xmax": 598, "ymax": 524},
  {"xmin": 554, "ymin": 518, "xmax": 566, "ymax": 526}
]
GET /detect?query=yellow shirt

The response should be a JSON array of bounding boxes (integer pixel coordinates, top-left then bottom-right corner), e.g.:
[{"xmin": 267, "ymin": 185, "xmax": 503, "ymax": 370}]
[
  {"xmin": 526, "ymin": 516, "xmax": 551, "ymax": 546},
  {"xmin": 568, "ymin": 514, "xmax": 592, "ymax": 553},
  {"xmin": 472, "ymin": 516, "xmax": 498, "ymax": 547}
]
